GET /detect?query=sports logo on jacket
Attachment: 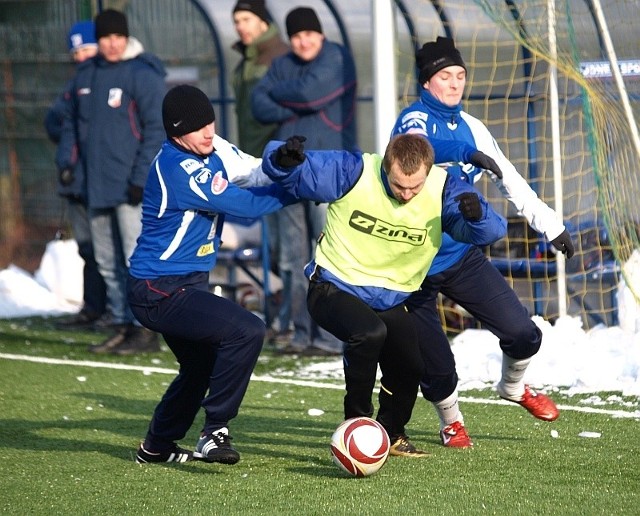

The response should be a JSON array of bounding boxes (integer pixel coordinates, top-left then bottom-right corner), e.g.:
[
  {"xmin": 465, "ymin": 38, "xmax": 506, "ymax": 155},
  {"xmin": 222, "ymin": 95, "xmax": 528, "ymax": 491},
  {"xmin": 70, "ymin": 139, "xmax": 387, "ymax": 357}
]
[
  {"xmin": 211, "ymin": 171, "xmax": 228, "ymax": 195},
  {"xmin": 349, "ymin": 210, "xmax": 426, "ymax": 245},
  {"xmin": 399, "ymin": 111, "xmax": 428, "ymax": 136},
  {"xmin": 180, "ymin": 158, "xmax": 202, "ymax": 175},
  {"xmin": 197, "ymin": 242, "xmax": 215, "ymax": 257},
  {"xmin": 195, "ymin": 168, "xmax": 212, "ymax": 183},
  {"xmin": 108, "ymin": 88, "xmax": 123, "ymax": 108}
]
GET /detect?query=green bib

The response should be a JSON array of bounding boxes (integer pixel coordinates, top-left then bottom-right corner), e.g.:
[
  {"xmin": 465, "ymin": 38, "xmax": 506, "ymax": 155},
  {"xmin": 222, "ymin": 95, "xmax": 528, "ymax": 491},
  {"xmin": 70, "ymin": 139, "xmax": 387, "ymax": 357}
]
[{"xmin": 316, "ymin": 153, "xmax": 448, "ymax": 292}]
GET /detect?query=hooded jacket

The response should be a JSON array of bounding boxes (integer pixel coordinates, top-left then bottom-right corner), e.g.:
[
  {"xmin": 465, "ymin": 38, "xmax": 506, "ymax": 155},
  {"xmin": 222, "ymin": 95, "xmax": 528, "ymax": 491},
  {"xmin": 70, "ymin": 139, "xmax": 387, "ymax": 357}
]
[{"xmin": 56, "ymin": 46, "xmax": 166, "ymax": 209}]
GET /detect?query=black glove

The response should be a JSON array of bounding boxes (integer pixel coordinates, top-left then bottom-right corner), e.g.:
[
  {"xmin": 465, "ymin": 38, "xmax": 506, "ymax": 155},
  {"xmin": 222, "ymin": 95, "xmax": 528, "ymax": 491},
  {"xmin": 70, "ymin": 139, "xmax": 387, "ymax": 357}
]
[
  {"xmin": 275, "ymin": 135, "xmax": 307, "ymax": 168},
  {"xmin": 59, "ymin": 168, "xmax": 74, "ymax": 187},
  {"xmin": 469, "ymin": 151, "xmax": 503, "ymax": 179},
  {"xmin": 550, "ymin": 229, "xmax": 575, "ymax": 259},
  {"xmin": 127, "ymin": 184, "xmax": 144, "ymax": 206},
  {"xmin": 455, "ymin": 192, "xmax": 483, "ymax": 222}
]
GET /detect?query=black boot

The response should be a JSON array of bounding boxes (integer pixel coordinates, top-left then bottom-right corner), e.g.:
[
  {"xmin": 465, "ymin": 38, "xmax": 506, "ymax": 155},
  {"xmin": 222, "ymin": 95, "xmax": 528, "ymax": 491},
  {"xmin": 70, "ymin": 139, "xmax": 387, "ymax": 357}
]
[
  {"xmin": 112, "ymin": 326, "xmax": 161, "ymax": 355},
  {"xmin": 55, "ymin": 309, "xmax": 101, "ymax": 330},
  {"xmin": 87, "ymin": 324, "xmax": 131, "ymax": 354}
]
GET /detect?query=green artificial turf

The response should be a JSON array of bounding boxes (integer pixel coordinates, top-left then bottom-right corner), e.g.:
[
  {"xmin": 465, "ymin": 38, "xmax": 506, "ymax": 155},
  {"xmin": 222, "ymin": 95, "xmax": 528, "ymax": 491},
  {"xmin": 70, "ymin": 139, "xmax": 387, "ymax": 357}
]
[{"xmin": 0, "ymin": 317, "xmax": 638, "ymax": 515}]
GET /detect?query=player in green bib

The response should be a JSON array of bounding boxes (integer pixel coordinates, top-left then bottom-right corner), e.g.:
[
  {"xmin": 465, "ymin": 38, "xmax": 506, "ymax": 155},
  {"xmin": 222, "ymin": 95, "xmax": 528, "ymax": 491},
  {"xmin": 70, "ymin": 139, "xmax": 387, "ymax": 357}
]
[{"xmin": 262, "ymin": 134, "xmax": 506, "ymax": 455}]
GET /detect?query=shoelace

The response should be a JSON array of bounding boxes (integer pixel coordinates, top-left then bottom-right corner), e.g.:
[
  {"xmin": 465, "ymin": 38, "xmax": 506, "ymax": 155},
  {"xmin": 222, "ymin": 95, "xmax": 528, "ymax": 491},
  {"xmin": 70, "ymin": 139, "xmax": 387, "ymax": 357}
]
[
  {"xmin": 395, "ymin": 437, "xmax": 413, "ymax": 450},
  {"xmin": 210, "ymin": 432, "xmax": 233, "ymax": 447}
]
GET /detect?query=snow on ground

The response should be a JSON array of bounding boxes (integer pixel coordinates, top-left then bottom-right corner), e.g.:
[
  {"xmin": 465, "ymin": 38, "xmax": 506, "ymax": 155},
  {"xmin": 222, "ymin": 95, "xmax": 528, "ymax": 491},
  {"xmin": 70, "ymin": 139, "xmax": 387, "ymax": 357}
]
[
  {"xmin": 295, "ymin": 315, "xmax": 640, "ymax": 400},
  {"xmin": 1, "ymin": 244, "xmax": 639, "ymax": 400}
]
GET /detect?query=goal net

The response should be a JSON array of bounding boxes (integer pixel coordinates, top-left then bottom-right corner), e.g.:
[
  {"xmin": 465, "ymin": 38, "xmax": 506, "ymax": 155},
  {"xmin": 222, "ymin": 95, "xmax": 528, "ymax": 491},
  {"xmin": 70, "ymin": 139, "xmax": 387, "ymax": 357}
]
[{"xmin": 395, "ymin": 0, "xmax": 640, "ymax": 332}]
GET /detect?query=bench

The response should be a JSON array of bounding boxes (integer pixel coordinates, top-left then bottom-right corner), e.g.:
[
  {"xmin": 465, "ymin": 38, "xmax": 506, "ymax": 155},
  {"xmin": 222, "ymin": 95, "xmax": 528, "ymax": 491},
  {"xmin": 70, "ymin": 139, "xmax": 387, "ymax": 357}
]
[{"xmin": 489, "ymin": 220, "xmax": 620, "ymax": 326}]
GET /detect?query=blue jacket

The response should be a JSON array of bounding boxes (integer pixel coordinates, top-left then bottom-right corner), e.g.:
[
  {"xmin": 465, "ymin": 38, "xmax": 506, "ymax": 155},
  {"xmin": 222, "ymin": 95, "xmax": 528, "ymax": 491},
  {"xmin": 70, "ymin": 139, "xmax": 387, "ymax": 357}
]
[
  {"xmin": 44, "ymin": 82, "xmax": 70, "ymax": 145},
  {"xmin": 251, "ymin": 40, "xmax": 357, "ymax": 151},
  {"xmin": 261, "ymin": 141, "xmax": 507, "ymax": 309},
  {"xmin": 45, "ymin": 80, "xmax": 86, "ymax": 199},
  {"xmin": 392, "ymin": 89, "xmax": 566, "ymax": 275},
  {"xmin": 55, "ymin": 52, "xmax": 166, "ymax": 209},
  {"xmin": 129, "ymin": 140, "xmax": 295, "ymax": 279}
]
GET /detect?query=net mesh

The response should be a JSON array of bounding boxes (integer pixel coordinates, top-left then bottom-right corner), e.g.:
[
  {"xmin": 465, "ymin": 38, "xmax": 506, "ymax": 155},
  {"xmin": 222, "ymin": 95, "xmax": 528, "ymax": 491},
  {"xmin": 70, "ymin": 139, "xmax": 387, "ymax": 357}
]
[{"xmin": 398, "ymin": 0, "xmax": 639, "ymax": 331}]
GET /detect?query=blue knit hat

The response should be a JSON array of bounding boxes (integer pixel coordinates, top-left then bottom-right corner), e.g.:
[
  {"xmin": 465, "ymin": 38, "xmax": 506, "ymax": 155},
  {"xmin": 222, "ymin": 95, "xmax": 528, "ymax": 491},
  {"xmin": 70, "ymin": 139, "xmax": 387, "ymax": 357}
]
[{"xmin": 67, "ymin": 21, "xmax": 97, "ymax": 52}]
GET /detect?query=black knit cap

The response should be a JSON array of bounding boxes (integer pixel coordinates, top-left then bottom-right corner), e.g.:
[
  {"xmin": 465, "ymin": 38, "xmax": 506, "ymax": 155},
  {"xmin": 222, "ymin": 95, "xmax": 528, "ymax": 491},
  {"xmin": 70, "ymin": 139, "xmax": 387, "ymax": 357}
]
[
  {"xmin": 162, "ymin": 85, "xmax": 216, "ymax": 138},
  {"xmin": 95, "ymin": 9, "xmax": 129, "ymax": 39},
  {"xmin": 286, "ymin": 7, "xmax": 323, "ymax": 38},
  {"xmin": 233, "ymin": 0, "xmax": 270, "ymax": 23},
  {"xmin": 416, "ymin": 36, "xmax": 466, "ymax": 84}
]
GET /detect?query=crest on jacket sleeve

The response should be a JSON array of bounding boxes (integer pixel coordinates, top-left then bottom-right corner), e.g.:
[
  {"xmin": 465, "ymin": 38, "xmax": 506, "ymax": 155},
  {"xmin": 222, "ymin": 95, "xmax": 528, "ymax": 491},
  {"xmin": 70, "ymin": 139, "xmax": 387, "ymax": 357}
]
[{"xmin": 211, "ymin": 171, "xmax": 228, "ymax": 195}]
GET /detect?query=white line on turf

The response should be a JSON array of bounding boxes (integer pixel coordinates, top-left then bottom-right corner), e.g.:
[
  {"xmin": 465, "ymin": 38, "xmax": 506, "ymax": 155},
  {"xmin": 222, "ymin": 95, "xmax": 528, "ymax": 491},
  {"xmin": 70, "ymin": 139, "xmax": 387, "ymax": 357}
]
[{"xmin": 1, "ymin": 352, "xmax": 638, "ymax": 419}]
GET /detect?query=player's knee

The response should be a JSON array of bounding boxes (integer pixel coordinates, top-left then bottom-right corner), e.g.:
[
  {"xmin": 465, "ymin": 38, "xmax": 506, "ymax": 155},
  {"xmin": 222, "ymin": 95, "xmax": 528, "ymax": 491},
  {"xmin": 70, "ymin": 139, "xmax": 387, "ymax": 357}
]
[
  {"xmin": 502, "ymin": 323, "xmax": 542, "ymax": 359},
  {"xmin": 354, "ymin": 320, "xmax": 387, "ymax": 348},
  {"xmin": 235, "ymin": 314, "xmax": 267, "ymax": 351},
  {"xmin": 247, "ymin": 316, "xmax": 267, "ymax": 340},
  {"xmin": 420, "ymin": 372, "xmax": 458, "ymax": 402}
]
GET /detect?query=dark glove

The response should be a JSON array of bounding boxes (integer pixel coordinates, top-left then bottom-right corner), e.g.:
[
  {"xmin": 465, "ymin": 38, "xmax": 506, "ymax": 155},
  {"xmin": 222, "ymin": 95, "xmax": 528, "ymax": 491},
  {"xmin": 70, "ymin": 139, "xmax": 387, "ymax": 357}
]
[
  {"xmin": 469, "ymin": 151, "xmax": 503, "ymax": 179},
  {"xmin": 550, "ymin": 229, "xmax": 575, "ymax": 259},
  {"xmin": 275, "ymin": 135, "xmax": 307, "ymax": 168},
  {"xmin": 59, "ymin": 168, "xmax": 74, "ymax": 187},
  {"xmin": 455, "ymin": 192, "xmax": 483, "ymax": 222},
  {"xmin": 127, "ymin": 184, "xmax": 144, "ymax": 206}
]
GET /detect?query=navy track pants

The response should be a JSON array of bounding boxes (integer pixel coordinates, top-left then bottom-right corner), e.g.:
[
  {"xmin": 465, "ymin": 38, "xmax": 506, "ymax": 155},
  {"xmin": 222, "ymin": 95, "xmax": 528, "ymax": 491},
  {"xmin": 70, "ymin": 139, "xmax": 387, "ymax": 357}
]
[
  {"xmin": 127, "ymin": 271, "xmax": 264, "ymax": 451},
  {"xmin": 407, "ymin": 246, "xmax": 542, "ymax": 402}
]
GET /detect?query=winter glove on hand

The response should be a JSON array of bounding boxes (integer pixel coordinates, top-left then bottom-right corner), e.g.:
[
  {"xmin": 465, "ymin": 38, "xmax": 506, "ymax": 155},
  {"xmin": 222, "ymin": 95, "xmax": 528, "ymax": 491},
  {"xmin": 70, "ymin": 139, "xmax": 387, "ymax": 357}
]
[
  {"xmin": 469, "ymin": 151, "xmax": 503, "ymax": 179},
  {"xmin": 59, "ymin": 168, "xmax": 74, "ymax": 187},
  {"xmin": 455, "ymin": 192, "xmax": 483, "ymax": 222},
  {"xmin": 550, "ymin": 229, "xmax": 575, "ymax": 259},
  {"xmin": 127, "ymin": 184, "xmax": 144, "ymax": 206},
  {"xmin": 275, "ymin": 135, "xmax": 307, "ymax": 168}
]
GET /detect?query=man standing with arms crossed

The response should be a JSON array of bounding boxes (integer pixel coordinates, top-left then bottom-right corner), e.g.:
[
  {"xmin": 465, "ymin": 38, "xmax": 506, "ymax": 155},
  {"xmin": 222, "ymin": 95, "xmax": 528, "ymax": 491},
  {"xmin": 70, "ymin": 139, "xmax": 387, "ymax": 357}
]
[{"xmin": 251, "ymin": 7, "xmax": 357, "ymax": 356}]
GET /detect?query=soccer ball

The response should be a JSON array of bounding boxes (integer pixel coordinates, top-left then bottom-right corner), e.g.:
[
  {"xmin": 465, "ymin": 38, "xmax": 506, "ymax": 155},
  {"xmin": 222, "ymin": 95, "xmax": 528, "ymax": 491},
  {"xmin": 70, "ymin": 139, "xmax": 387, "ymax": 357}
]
[{"xmin": 329, "ymin": 417, "xmax": 390, "ymax": 477}]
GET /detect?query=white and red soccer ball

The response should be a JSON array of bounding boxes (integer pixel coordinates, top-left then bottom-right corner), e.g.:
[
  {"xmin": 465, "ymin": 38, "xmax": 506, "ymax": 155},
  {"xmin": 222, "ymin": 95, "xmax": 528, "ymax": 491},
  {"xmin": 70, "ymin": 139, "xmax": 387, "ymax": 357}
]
[{"xmin": 329, "ymin": 417, "xmax": 390, "ymax": 477}]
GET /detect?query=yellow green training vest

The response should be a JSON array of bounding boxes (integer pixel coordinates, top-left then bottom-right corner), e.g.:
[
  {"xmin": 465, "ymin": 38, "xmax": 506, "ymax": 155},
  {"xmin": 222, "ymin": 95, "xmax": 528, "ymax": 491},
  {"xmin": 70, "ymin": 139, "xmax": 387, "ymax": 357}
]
[{"xmin": 315, "ymin": 153, "xmax": 448, "ymax": 292}]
